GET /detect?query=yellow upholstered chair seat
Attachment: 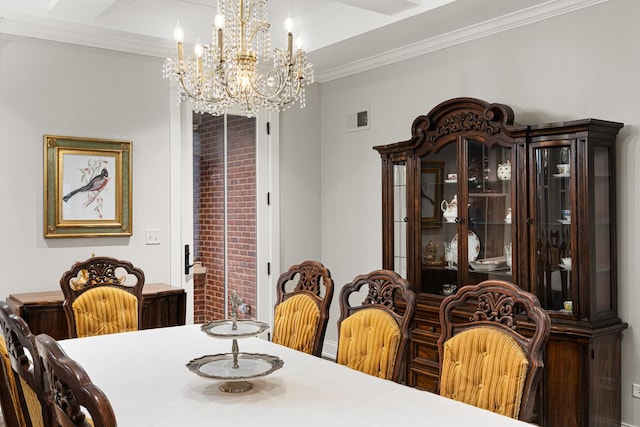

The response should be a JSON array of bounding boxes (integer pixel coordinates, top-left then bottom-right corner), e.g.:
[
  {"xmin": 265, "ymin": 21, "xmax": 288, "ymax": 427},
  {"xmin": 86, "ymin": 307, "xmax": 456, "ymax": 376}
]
[
  {"xmin": 19, "ymin": 376, "xmax": 45, "ymax": 427},
  {"xmin": 0, "ymin": 337, "xmax": 26, "ymax": 426},
  {"xmin": 273, "ymin": 294, "xmax": 320, "ymax": 354},
  {"xmin": 336, "ymin": 308, "xmax": 401, "ymax": 380},
  {"xmin": 72, "ymin": 287, "xmax": 139, "ymax": 337},
  {"xmin": 440, "ymin": 327, "xmax": 529, "ymax": 419}
]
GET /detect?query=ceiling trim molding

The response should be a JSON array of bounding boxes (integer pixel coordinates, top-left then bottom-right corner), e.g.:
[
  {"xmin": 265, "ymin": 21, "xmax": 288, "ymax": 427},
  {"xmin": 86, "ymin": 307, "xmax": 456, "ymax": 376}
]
[
  {"xmin": 0, "ymin": 14, "xmax": 173, "ymax": 58},
  {"xmin": 314, "ymin": 0, "xmax": 609, "ymax": 82},
  {"xmin": 0, "ymin": 0, "xmax": 608, "ymax": 77}
]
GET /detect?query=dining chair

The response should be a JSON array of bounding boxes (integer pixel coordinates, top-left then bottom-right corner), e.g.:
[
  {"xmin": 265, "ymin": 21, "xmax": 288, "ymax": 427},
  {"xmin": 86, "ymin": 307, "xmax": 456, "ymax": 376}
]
[
  {"xmin": 272, "ymin": 261, "xmax": 334, "ymax": 357},
  {"xmin": 0, "ymin": 301, "xmax": 52, "ymax": 427},
  {"xmin": 59, "ymin": 256, "xmax": 145, "ymax": 338},
  {"xmin": 0, "ymin": 305, "xmax": 25, "ymax": 427},
  {"xmin": 437, "ymin": 279, "xmax": 551, "ymax": 422},
  {"xmin": 336, "ymin": 269, "xmax": 416, "ymax": 383},
  {"xmin": 36, "ymin": 334, "xmax": 117, "ymax": 427}
]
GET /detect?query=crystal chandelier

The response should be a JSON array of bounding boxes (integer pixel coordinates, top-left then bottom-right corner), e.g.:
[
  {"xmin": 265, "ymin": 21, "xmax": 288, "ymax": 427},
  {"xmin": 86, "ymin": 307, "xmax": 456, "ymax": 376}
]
[{"xmin": 163, "ymin": 0, "xmax": 313, "ymax": 117}]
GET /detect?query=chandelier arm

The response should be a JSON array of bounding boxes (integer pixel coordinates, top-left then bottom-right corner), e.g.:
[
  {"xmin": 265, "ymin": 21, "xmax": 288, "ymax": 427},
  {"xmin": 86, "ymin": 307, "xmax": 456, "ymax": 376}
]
[
  {"xmin": 247, "ymin": 22, "xmax": 270, "ymax": 48},
  {"xmin": 179, "ymin": 71, "xmax": 229, "ymax": 105}
]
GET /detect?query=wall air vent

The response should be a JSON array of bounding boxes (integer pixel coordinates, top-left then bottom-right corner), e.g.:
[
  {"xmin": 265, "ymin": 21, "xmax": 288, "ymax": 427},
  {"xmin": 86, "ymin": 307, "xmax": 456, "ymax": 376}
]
[{"xmin": 345, "ymin": 108, "xmax": 370, "ymax": 132}]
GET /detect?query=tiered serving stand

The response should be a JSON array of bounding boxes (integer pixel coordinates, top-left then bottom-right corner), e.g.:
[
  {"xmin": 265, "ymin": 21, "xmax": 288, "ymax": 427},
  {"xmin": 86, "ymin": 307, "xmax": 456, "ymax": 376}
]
[{"xmin": 186, "ymin": 291, "xmax": 284, "ymax": 393}]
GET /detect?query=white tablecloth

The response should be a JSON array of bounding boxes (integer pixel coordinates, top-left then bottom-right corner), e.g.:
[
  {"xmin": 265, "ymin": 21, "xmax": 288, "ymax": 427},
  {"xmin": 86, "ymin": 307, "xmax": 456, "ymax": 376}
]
[{"xmin": 58, "ymin": 324, "xmax": 533, "ymax": 427}]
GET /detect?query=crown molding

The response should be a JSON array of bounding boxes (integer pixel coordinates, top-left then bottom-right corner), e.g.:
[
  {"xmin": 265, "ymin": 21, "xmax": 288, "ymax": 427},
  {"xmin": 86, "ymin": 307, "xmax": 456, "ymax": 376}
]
[
  {"xmin": 315, "ymin": 0, "xmax": 608, "ymax": 82},
  {"xmin": 0, "ymin": 14, "xmax": 174, "ymax": 58},
  {"xmin": 0, "ymin": 0, "xmax": 608, "ymax": 78}
]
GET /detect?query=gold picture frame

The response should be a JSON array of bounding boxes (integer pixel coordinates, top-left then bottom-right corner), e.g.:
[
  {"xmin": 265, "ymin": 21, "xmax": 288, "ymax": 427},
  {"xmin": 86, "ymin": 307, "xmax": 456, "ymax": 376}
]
[
  {"xmin": 44, "ymin": 135, "xmax": 132, "ymax": 238},
  {"xmin": 421, "ymin": 161, "xmax": 444, "ymax": 228}
]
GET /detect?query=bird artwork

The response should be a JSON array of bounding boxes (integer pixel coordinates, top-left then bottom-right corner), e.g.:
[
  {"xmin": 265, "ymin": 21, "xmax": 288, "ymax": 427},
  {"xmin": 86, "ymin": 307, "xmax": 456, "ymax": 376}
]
[{"xmin": 63, "ymin": 167, "xmax": 109, "ymax": 205}]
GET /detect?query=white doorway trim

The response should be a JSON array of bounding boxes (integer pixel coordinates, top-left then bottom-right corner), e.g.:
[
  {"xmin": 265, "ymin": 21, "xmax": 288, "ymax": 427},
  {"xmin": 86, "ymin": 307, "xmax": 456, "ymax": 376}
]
[{"xmin": 256, "ymin": 112, "xmax": 280, "ymax": 331}]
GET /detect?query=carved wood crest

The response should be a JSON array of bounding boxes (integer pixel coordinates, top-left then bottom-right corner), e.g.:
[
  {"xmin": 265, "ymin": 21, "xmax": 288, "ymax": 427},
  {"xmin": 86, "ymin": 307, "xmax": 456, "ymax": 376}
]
[
  {"xmin": 471, "ymin": 291, "xmax": 518, "ymax": 330},
  {"xmin": 363, "ymin": 278, "xmax": 397, "ymax": 310},
  {"xmin": 425, "ymin": 111, "xmax": 501, "ymax": 143},
  {"xmin": 295, "ymin": 265, "xmax": 324, "ymax": 296}
]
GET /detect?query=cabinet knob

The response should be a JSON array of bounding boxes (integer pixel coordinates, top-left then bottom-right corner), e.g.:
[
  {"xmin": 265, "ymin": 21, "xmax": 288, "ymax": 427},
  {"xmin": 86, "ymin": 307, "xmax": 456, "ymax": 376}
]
[
  {"xmin": 404, "ymin": 217, "xmax": 408, "ymax": 222},
  {"xmin": 430, "ymin": 326, "xmax": 436, "ymax": 333}
]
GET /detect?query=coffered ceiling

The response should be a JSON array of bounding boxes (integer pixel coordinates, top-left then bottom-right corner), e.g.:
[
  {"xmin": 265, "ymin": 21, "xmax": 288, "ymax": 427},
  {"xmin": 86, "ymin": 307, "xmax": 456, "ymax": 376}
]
[{"xmin": 0, "ymin": 0, "xmax": 606, "ymax": 81}]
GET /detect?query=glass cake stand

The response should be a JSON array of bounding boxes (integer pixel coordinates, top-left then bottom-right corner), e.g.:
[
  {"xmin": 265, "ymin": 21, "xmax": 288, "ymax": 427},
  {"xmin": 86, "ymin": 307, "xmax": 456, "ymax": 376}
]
[{"xmin": 187, "ymin": 291, "xmax": 284, "ymax": 393}]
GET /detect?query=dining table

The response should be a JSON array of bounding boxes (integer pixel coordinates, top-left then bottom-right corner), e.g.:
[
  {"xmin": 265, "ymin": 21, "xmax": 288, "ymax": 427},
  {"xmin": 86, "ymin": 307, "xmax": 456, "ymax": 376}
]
[{"xmin": 58, "ymin": 323, "xmax": 534, "ymax": 426}]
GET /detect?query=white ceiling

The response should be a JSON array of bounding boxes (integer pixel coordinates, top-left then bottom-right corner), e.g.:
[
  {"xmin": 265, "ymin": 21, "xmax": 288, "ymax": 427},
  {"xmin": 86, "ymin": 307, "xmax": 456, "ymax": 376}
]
[{"xmin": 0, "ymin": 0, "xmax": 606, "ymax": 82}]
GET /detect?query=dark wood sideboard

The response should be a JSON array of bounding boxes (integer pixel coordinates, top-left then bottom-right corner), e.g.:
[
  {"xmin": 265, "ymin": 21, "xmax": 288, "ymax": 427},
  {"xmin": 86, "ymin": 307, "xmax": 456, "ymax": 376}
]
[{"xmin": 6, "ymin": 283, "xmax": 186, "ymax": 340}]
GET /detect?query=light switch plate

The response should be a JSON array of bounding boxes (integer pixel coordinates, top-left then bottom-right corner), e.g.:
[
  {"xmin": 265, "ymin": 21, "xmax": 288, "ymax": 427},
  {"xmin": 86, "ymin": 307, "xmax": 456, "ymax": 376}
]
[{"xmin": 145, "ymin": 228, "xmax": 160, "ymax": 245}]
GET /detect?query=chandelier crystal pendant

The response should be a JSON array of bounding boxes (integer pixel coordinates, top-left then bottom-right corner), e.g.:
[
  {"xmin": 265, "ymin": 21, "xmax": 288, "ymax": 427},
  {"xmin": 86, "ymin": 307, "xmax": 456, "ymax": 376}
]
[{"xmin": 162, "ymin": 0, "xmax": 314, "ymax": 117}]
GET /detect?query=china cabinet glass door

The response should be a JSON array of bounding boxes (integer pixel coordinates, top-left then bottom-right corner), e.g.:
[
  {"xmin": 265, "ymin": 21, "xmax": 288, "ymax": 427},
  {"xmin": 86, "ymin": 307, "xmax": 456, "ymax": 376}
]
[
  {"xmin": 531, "ymin": 144, "xmax": 574, "ymax": 314},
  {"xmin": 393, "ymin": 162, "xmax": 407, "ymax": 278},
  {"xmin": 593, "ymin": 145, "xmax": 614, "ymax": 315},
  {"xmin": 419, "ymin": 139, "xmax": 513, "ymax": 295},
  {"xmin": 465, "ymin": 140, "xmax": 513, "ymax": 283}
]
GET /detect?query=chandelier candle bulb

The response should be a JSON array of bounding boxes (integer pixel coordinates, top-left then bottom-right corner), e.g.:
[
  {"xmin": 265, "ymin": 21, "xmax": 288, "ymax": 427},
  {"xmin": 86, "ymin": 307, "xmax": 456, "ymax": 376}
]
[
  {"xmin": 174, "ymin": 21, "xmax": 184, "ymax": 65},
  {"xmin": 194, "ymin": 40, "xmax": 203, "ymax": 76}
]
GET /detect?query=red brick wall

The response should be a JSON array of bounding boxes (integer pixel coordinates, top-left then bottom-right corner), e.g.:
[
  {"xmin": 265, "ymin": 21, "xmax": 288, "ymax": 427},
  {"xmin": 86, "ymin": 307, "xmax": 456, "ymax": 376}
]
[{"xmin": 193, "ymin": 114, "xmax": 257, "ymax": 322}]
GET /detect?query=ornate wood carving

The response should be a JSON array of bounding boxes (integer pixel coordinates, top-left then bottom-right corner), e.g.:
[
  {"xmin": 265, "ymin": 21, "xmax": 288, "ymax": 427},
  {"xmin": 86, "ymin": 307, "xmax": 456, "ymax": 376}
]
[
  {"xmin": 472, "ymin": 291, "xmax": 517, "ymax": 329},
  {"xmin": 424, "ymin": 111, "xmax": 501, "ymax": 143},
  {"xmin": 294, "ymin": 264, "xmax": 324, "ymax": 296},
  {"xmin": 363, "ymin": 277, "xmax": 397, "ymax": 310}
]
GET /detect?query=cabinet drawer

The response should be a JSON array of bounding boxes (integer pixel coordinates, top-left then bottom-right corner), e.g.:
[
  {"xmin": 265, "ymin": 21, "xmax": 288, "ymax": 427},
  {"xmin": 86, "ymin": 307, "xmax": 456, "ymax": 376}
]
[
  {"xmin": 413, "ymin": 317, "xmax": 441, "ymax": 335},
  {"xmin": 412, "ymin": 340, "xmax": 439, "ymax": 364},
  {"xmin": 409, "ymin": 365, "xmax": 439, "ymax": 393}
]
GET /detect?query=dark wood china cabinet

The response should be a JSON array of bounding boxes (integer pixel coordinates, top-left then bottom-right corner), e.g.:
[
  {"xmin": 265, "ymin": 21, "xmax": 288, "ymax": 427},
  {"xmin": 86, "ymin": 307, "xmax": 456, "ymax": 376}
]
[{"xmin": 374, "ymin": 97, "xmax": 626, "ymax": 427}]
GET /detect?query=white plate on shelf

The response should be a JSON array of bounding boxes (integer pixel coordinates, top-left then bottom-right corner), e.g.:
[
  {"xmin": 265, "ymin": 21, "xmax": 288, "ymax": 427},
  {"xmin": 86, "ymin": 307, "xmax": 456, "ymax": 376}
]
[
  {"xmin": 469, "ymin": 256, "xmax": 507, "ymax": 272},
  {"xmin": 557, "ymin": 219, "xmax": 571, "ymax": 225},
  {"xmin": 469, "ymin": 261, "xmax": 500, "ymax": 272},
  {"xmin": 552, "ymin": 173, "xmax": 570, "ymax": 178},
  {"xmin": 451, "ymin": 231, "xmax": 480, "ymax": 263},
  {"xmin": 444, "ymin": 179, "xmax": 457, "ymax": 184}
]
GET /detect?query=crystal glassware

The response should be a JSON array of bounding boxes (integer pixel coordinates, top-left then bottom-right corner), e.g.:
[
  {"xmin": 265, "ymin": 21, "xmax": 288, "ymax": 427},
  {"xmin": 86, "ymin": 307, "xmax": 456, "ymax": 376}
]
[
  {"xmin": 443, "ymin": 242, "xmax": 454, "ymax": 269},
  {"xmin": 505, "ymin": 243, "xmax": 513, "ymax": 273}
]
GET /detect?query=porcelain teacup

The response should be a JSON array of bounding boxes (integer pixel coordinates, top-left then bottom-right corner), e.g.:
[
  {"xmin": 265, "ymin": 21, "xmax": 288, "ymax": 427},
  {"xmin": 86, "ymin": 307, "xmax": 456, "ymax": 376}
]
[{"xmin": 442, "ymin": 284, "xmax": 457, "ymax": 295}]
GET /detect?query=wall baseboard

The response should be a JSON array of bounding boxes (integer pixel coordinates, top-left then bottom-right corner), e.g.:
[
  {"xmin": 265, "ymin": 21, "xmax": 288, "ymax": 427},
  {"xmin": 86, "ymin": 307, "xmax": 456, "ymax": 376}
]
[{"xmin": 322, "ymin": 340, "xmax": 337, "ymax": 361}]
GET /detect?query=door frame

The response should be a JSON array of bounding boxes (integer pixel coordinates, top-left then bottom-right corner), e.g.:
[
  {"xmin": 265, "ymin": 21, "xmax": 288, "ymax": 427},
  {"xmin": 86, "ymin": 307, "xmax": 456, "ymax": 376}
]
[{"xmin": 170, "ymin": 98, "xmax": 279, "ymax": 327}]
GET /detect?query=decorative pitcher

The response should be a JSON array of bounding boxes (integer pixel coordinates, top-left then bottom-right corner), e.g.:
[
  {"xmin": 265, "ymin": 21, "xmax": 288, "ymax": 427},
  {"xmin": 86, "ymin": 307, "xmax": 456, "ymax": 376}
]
[
  {"xmin": 441, "ymin": 195, "xmax": 458, "ymax": 223},
  {"xmin": 497, "ymin": 159, "xmax": 511, "ymax": 180}
]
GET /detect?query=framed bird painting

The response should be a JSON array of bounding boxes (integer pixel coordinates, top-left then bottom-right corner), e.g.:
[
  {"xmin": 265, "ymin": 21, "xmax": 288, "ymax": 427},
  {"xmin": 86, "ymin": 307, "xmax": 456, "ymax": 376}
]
[{"xmin": 44, "ymin": 135, "xmax": 132, "ymax": 238}]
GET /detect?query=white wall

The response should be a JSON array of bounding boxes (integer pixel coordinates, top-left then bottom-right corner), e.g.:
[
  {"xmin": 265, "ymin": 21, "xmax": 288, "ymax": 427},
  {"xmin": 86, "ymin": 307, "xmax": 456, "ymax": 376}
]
[
  {"xmin": 0, "ymin": 35, "xmax": 174, "ymax": 295},
  {"xmin": 279, "ymin": 82, "xmax": 322, "ymax": 267},
  {"xmin": 302, "ymin": 0, "xmax": 639, "ymax": 424}
]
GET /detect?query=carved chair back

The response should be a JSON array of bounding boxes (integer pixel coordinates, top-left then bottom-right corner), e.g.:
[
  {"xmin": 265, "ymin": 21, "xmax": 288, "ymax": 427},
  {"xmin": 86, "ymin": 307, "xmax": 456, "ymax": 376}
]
[
  {"xmin": 273, "ymin": 260, "xmax": 334, "ymax": 357},
  {"xmin": 36, "ymin": 334, "xmax": 117, "ymax": 427},
  {"xmin": 437, "ymin": 279, "xmax": 551, "ymax": 422},
  {"xmin": 59, "ymin": 256, "xmax": 145, "ymax": 338},
  {"xmin": 336, "ymin": 269, "xmax": 416, "ymax": 383}
]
